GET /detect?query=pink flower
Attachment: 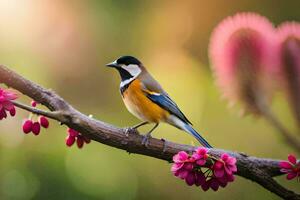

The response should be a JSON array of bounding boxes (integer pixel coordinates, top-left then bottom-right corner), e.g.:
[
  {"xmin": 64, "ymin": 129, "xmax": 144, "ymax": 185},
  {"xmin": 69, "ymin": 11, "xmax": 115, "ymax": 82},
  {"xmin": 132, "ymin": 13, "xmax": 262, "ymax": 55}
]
[
  {"xmin": 192, "ymin": 147, "xmax": 208, "ymax": 166},
  {"xmin": 172, "ymin": 151, "xmax": 194, "ymax": 180},
  {"xmin": 0, "ymin": 88, "xmax": 18, "ymax": 120},
  {"xmin": 171, "ymin": 150, "xmax": 237, "ymax": 191},
  {"xmin": 213, "ymin": 153, "xmax": 237, "ymax": 178},
  {"xmin": 279, "ymin": 154, "xmax": 300, "ymax": 181},
  {"xmin": 277, "ymin": 22, "xmax": 300, "ymax": 126},
  {"xmin": 209, "ymin": 12, "xmax": 277, "ymax": 114}
]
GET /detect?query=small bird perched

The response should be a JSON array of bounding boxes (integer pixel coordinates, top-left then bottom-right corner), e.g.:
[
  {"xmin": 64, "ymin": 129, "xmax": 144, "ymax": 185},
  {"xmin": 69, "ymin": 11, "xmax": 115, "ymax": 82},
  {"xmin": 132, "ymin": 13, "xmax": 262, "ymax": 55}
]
[{"xmin": 106, "ymin": 56, "xmax": 212, "ymax": 148}]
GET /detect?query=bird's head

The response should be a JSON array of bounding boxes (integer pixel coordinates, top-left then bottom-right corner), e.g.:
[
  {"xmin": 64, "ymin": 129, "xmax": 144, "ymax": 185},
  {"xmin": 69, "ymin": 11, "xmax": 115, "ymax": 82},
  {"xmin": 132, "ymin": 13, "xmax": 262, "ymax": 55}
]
[{"xmin": 106, "ymin": 56, "xmax": 144, "ymax": 82}]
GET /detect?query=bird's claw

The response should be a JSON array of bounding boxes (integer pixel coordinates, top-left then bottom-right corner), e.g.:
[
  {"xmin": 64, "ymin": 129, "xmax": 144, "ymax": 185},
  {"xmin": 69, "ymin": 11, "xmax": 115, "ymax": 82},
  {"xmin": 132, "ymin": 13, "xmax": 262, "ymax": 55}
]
[
  {"xmin": 142, "ymin": 134, "xmax": 152, "ymax": 147},
  {"xmin": 161, "ymin": 138, "xmax": 168, "ymax": 153},
  {"xmin": 124, "ymin": 127, "xmax": 138, "ymax": 137}
]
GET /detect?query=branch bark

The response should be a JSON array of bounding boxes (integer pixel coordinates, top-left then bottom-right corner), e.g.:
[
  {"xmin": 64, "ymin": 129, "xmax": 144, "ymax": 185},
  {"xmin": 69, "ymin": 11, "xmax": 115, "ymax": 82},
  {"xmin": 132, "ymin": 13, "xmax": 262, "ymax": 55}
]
[{"xmin": 0, "ymin": 65, "xmax": 299, "ymax": 200}]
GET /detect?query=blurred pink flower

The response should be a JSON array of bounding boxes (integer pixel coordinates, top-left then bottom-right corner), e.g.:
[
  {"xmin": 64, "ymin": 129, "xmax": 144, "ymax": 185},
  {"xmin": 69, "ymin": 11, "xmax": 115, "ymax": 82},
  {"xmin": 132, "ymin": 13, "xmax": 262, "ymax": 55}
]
[
  {"xmin": 0, "ymin": 88, "xmax": 18, "ymax": 120},
  {"xmin": 209, "ymin": 12, "xmax": 277, "ymax": 114},
  {"xmin": 279, "ymin": 154, "xmax": 300, "ymax": 181},
  {"xmin": 277, "ymin": 22, "xmax": 300, "ymax": 126}
]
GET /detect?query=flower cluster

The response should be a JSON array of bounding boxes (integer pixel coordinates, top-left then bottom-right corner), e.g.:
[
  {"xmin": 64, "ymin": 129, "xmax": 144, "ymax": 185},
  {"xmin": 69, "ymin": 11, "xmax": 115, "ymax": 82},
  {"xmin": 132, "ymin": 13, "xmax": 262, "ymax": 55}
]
[
  {"xmin": 279, "ymin": 154, "xmax": 300, "ymax": 181},
  {"xmin": 171, "ymin": 148, "xmax": 237, "ymax": 191},
  {"xmin": 65, "ymin": 128, "xmax": 91, "ymax": 149},
  {"xmin": 0, "ymin": 88, "xmax": 18, "ymax": 120},
  {"xmin": 22, "ymin": 101, "xmax": 49, "ymax": 135}
]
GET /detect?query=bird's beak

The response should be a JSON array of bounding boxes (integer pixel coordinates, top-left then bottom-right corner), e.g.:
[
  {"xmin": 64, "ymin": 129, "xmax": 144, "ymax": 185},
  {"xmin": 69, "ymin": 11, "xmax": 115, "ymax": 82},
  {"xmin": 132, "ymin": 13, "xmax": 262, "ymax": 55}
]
[{"xmin": 106, "ymin": 60, "xmax": 119, "ymax": 68}]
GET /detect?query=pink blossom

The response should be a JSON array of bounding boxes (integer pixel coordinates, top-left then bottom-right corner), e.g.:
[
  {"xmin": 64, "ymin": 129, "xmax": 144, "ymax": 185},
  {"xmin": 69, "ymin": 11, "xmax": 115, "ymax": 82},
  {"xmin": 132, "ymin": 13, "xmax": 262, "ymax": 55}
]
[
  {"xmin": 0, "ymin": 88, "xmax": 18, "ymax": 120},
  {"xmin": 172, "ymin": 151, "xmax": 194, "ymax": 180},
  {"xmin": 209, "ymin": 12, "xmax": 277, "ymax": 114},
  {"xmin": 279, "ymin": 154, "xmax": 300, "ymax": 181},
  {"xmin": 213, "ymin": 153, "xmax": 237, "ymax": 178},
  {"xmin": 192, "ymin": 147, "xmax": 209, "ymax": 166}
]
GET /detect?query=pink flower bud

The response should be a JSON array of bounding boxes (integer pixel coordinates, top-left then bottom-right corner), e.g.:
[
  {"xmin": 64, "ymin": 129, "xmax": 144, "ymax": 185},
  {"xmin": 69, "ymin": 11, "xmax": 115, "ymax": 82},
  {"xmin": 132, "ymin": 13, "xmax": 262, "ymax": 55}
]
[
  {"xmin": 31, "ymin": 101, "xmax": 37, "ymax": 107},
  {"xmin": 22, "ymin": 119, "xmax": 33, "ymax": 134},
  {"xmin": 32, "ymin": 122, "xmax": 41, "ymax": 135},
  {"xmin": 39, "ymin": 116, "xmax": 49, "ymax": 128},
  {"xmin": 65, "ymin": 135, "xmax": 76, "ymax": 147},
  {"xmin": 83, "ymin": 136, "xmax": 91, "ymax": 144},
  {"xmin": 67, "ymin": 128, "xmax": 79, "ymax": 137},
  {"xmin": 76, "ymin": 136, "xmax": 84, "ymax": 149},
  {"xmin": 9, "ymin": 107, "xmax": 16, "ymax": 117},
  {"xmin": 0, "ymin": 108, "xmax": 7, "ymax": 120}
]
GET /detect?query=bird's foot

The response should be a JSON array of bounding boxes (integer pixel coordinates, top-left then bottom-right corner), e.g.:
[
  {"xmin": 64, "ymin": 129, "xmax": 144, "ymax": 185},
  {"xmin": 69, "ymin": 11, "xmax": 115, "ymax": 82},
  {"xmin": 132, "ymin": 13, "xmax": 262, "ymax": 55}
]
[
  {"xmin": 124, "ymin": 127, "xmax": 138, "ymax": 137},
  {"xmin": 160, "ymin": 138, "xmax": 168, "ymax": 153},
  {"xmin": 142, "ymin": 133, "xmax": 152, "ymax": 147}
]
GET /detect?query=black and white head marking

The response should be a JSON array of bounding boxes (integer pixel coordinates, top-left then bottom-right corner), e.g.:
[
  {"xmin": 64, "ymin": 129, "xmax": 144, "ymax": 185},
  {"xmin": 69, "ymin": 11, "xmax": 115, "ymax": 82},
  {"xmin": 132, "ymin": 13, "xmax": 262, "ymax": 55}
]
[
  {"xmin": 107, "ymin": 56, "xmax": 143, "ymax": 93},
  {"xmin": 119, "ymin": 64, "xmax": 142, "ymax": 88}
]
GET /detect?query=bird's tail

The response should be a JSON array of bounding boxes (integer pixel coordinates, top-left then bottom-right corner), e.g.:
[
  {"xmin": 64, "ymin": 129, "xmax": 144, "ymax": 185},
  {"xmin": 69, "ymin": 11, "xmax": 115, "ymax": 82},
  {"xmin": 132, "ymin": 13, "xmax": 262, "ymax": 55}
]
[{"xmin": 183, "ymin": 124, "xmax": 213, "ymax": 148}]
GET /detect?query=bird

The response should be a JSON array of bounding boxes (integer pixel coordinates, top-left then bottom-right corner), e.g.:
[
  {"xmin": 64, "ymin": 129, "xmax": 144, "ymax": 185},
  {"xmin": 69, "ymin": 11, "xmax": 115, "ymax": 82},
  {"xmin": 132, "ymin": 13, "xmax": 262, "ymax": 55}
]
[{"xmin": 105, "ymin": 55, "xmax": 212, "ymax": 148}]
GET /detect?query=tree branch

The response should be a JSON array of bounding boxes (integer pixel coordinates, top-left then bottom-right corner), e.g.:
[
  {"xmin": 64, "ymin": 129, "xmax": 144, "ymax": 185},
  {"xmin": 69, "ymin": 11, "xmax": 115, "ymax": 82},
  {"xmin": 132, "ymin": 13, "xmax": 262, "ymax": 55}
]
[{"xmin": 0, "ymin": 64, "xmax": 299, "ymax": 200}]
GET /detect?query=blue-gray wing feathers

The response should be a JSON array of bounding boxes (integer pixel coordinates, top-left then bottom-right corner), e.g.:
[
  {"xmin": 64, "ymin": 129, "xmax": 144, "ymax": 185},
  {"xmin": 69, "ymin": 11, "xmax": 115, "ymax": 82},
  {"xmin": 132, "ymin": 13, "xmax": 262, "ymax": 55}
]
[{"xmin": 145, "ymin": 93, "xmax": 192, "ymax": 125}]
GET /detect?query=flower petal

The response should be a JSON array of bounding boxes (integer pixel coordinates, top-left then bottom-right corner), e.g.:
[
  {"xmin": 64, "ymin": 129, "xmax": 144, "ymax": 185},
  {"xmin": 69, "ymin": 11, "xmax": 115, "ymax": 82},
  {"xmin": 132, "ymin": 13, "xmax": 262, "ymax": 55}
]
[
  {"xmin": 288, "ymin": 154, "xmax": 297, "ymax": 165},
  {"xmin": 287, "ymin": 172, "xmax": 297, "ymax": 180},
  {"xmin": 279, "ymin": 161, "xmax": 293, "ymax": 169}
]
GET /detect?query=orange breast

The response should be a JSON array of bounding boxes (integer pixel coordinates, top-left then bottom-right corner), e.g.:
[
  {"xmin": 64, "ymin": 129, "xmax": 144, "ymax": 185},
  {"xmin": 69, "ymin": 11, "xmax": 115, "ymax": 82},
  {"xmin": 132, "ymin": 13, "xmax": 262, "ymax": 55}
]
[{"xmin": 122, "ymin": 79, "xmax": 169, "ymax": 123}]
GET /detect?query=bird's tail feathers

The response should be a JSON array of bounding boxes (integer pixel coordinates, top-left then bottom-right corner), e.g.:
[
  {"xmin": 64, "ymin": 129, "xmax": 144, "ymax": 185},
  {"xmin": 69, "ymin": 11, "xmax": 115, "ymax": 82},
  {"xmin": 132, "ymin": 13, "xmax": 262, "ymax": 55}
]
[
  {"xmin": 183, "ymin": 124, "xmax": 212, "ymax": 148},
  {"xmin": 167, "ymin": 115, "xmax": 212, "ymax": 148}
]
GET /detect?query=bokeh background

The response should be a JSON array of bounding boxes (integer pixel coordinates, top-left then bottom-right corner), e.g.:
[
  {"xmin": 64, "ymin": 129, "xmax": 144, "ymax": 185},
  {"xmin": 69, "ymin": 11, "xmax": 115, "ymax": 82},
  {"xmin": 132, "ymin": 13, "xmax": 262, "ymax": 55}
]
[{"xmin": 0, "ymin": 0, "xmax": 299, "ymax": 199}]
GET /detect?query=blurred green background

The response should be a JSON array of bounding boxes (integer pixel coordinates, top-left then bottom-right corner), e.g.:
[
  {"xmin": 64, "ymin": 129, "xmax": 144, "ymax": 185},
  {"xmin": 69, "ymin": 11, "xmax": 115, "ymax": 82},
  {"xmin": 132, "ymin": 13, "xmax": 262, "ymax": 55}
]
[{"xmin": 0, "ymin": 0, "xmax": 299, "ymax": 199}]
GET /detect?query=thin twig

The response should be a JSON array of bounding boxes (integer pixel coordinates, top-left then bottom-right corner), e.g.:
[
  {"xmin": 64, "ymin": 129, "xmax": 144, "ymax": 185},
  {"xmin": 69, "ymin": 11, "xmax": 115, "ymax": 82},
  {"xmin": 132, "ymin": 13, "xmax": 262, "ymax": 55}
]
[{"xmin": 13, "ymin": 101, "xmax": 62, "ymax": 120}]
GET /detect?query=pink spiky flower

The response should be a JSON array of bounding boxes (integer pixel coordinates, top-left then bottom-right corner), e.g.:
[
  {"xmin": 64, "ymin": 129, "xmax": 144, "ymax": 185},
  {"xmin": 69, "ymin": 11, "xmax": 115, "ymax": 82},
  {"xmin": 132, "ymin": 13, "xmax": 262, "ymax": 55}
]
[
  {"xmin": 277, "ymin": 22, "xmax": 300, "ymax": 126},
  {"xmin": 0, "ymin": 88, "xmax": 18, "ymax": 120},
  {"xmin": 209, "ymin": 12, "xmax": 277, "ymax": 114}
]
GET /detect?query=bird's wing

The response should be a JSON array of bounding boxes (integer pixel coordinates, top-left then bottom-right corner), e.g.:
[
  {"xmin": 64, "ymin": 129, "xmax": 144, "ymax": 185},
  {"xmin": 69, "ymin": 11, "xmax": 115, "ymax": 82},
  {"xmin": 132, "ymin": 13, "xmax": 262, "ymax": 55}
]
[{"xmin": 141, "ymin": 77, "xmax": 192, "ymax": 125}]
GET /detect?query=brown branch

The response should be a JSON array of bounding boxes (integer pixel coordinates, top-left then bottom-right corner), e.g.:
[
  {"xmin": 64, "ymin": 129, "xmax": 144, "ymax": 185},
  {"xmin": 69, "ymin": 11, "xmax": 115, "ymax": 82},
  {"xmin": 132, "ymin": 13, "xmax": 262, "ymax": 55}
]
[{"xmin": 0, "ymin": 64, "xmax": 299, "ymax": 200}]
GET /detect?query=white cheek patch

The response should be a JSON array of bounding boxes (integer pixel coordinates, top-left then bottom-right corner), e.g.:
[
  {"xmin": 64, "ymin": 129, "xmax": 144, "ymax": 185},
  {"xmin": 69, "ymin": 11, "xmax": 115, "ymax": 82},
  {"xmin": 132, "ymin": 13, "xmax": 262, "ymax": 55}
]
[
  {"xmin": 122, "ymin": 64, "xmax": 141, "ymax": 77},
  {"xmin": 120, "ymin": 64, "xmax": 142, "ymax": 88}
]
